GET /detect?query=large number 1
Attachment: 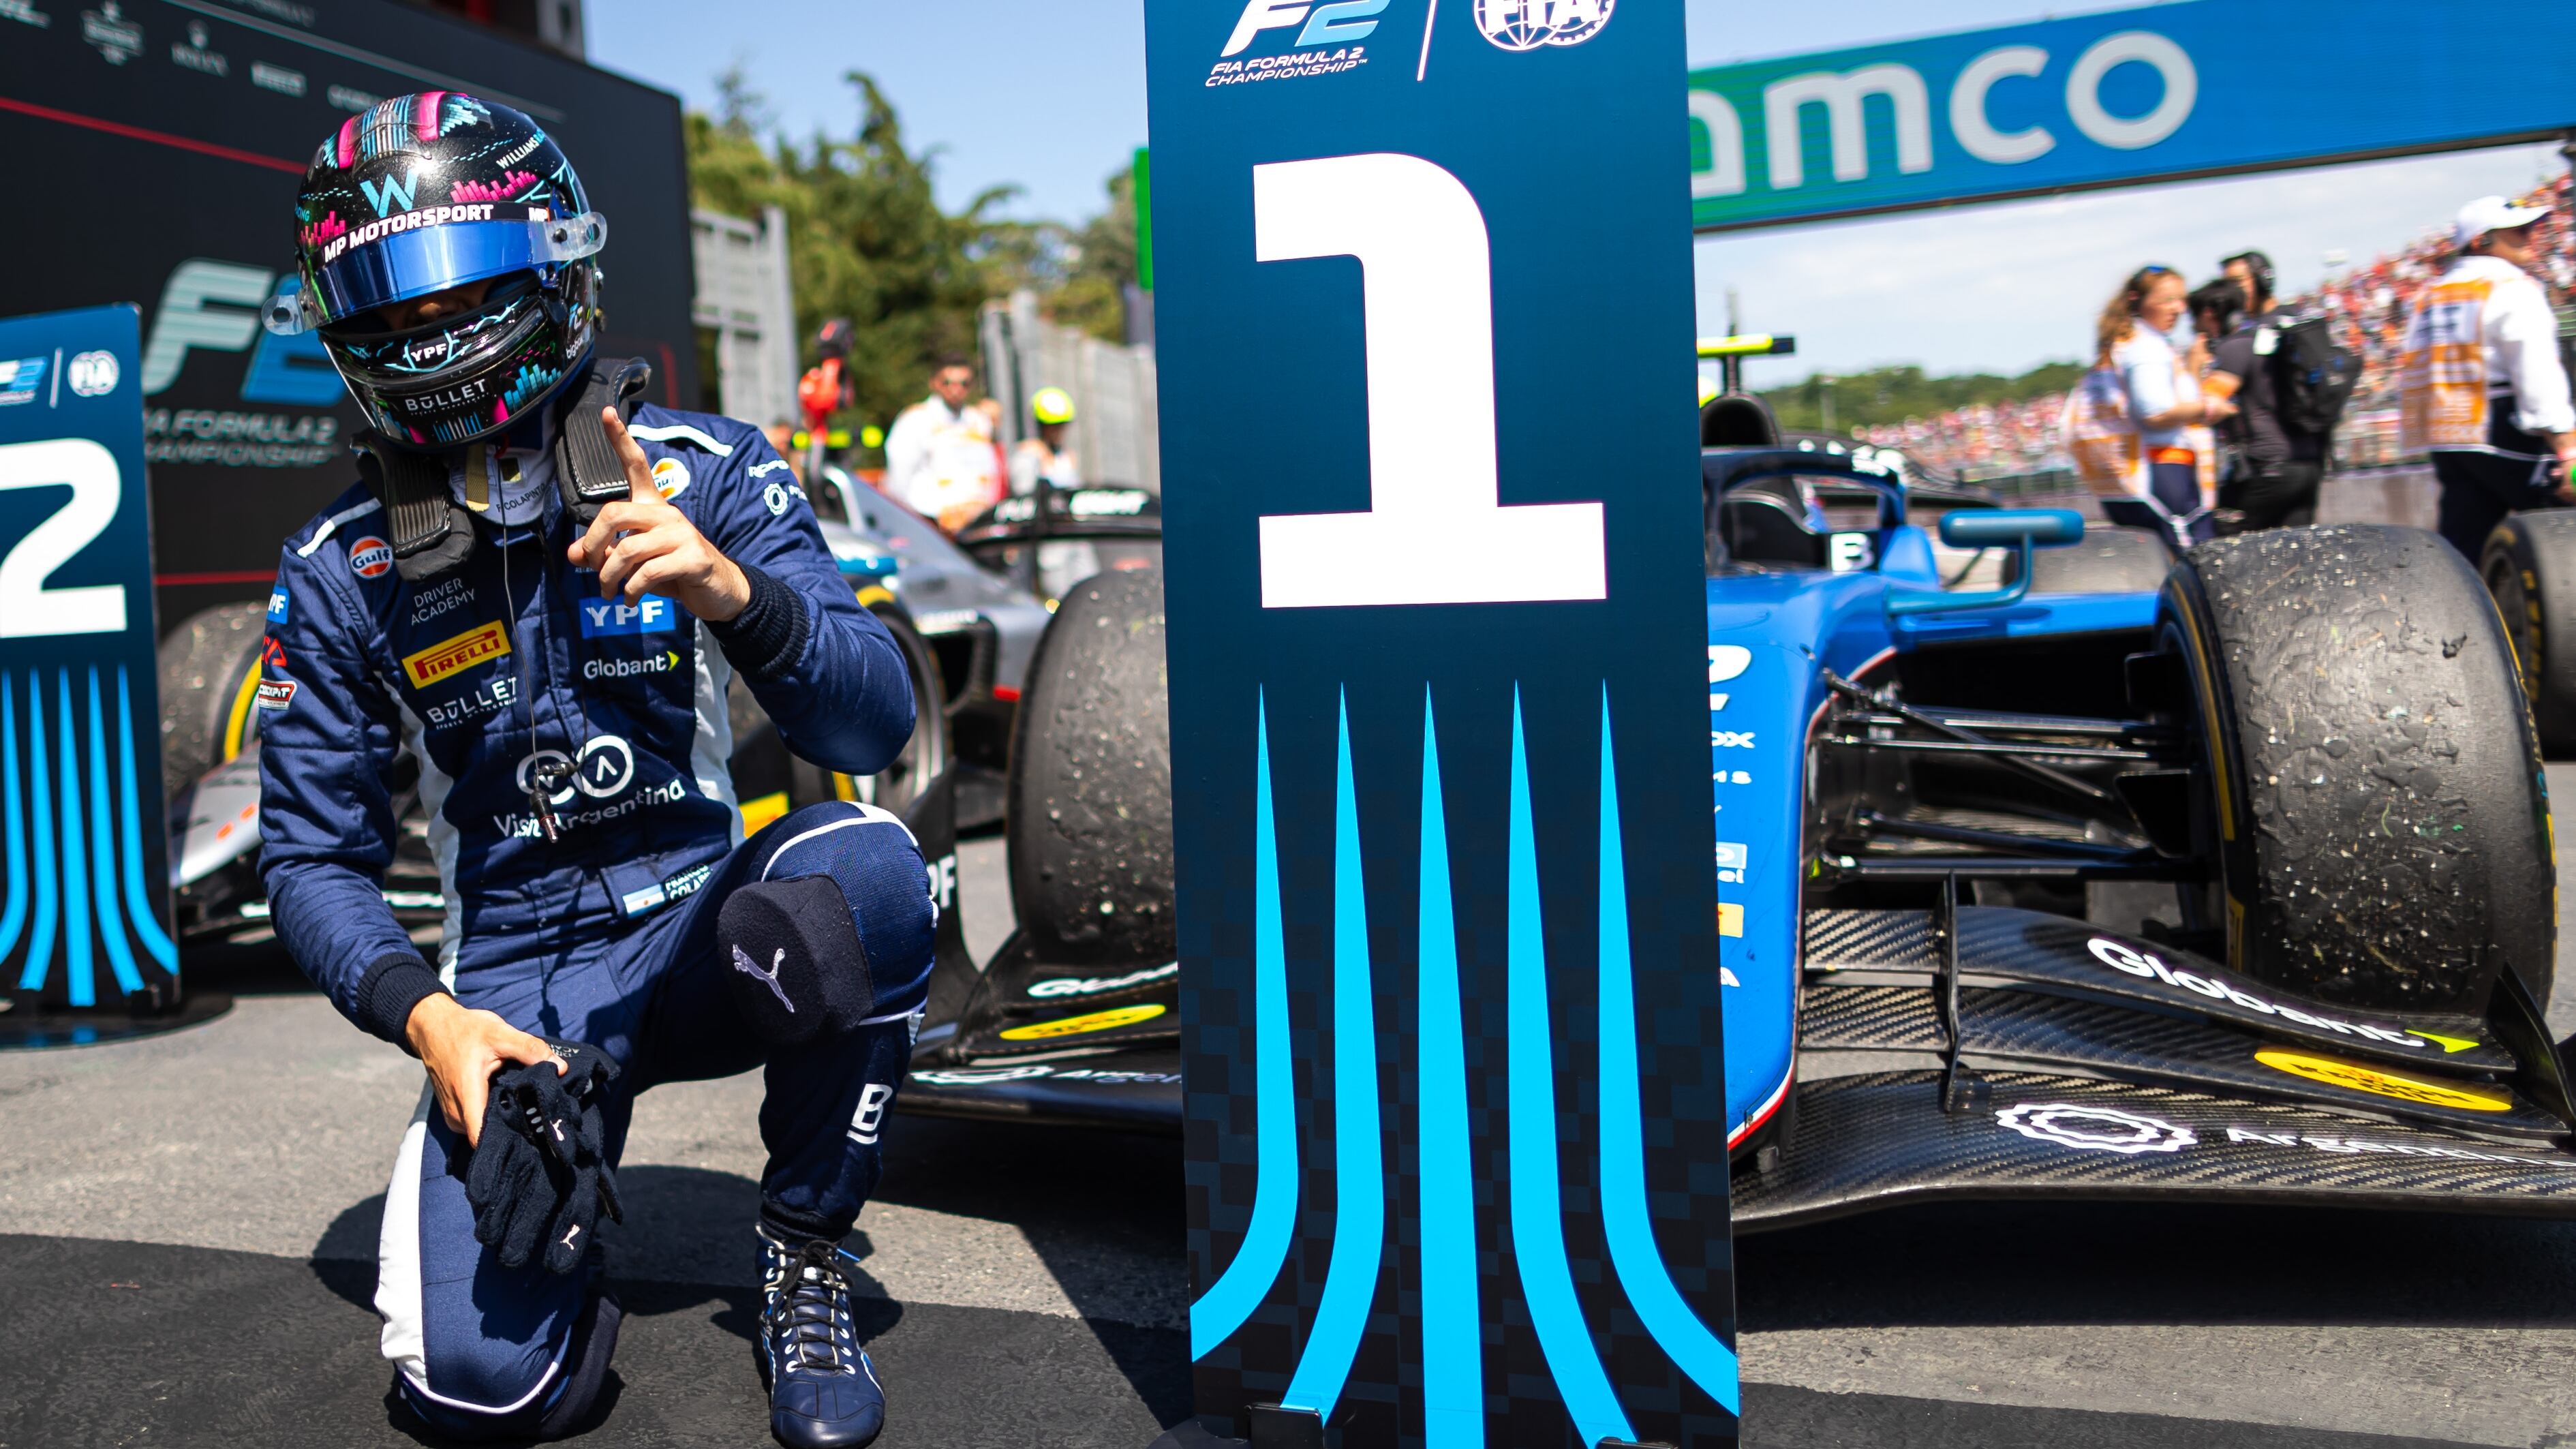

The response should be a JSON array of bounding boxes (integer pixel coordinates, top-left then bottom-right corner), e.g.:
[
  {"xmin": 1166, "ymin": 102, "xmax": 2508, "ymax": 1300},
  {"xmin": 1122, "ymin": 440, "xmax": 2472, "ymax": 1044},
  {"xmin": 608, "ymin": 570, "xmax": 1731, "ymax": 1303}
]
[
  {"xmin": 1255, "ymin": 153, "xmax": 1608, "ymax": 609},
  {"xmin": 0, "ymin": 438, "xmax": 129, "ymax": 639}
]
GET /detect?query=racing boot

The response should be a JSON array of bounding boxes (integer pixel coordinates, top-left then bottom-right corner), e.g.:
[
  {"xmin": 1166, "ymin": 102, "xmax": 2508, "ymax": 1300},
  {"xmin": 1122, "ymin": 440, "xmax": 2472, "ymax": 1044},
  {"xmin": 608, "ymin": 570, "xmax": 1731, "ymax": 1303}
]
[{"xmin": 756, "ymin": 1223, "xmax": 885, "ymax": 1448}]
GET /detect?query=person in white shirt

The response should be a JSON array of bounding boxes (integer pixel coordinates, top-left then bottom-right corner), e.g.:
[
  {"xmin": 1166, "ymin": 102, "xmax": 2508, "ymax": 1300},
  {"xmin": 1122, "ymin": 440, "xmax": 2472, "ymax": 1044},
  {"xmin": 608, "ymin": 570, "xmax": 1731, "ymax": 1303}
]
[
  {"xmin": 2399, "ymin": 196, "xmax": 2576, "ymax": 558},
  {"xmin": 2070, "ymin": 264, "xmax": 2234, "ymax": 544},
  {"xmin": 883, "ymin": 355, "xmax": 1002, "ymax": 533}
]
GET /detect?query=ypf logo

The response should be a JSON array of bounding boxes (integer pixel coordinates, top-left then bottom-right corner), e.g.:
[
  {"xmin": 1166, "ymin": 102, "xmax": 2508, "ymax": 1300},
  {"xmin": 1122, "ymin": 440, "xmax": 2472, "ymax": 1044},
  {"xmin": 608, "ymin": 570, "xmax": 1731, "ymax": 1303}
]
[
  {"xmin": 348, "ymin": 536, "xmax": 394, "ymax": 579},
  {"xmin": 515, "ymin": 734, "xmax": 635, "ymax": 805},
  {"xmin": 1471, "ymin": 0, "xmax": 1613, "ymax": 50}
]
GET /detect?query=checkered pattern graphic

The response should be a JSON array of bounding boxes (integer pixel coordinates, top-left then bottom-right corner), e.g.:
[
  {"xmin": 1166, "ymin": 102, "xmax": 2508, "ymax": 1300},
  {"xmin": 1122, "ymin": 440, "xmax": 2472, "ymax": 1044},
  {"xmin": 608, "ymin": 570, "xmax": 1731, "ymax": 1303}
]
[{"xmin": 1183, "ymin": 684, "xmax": 1739, "ymax": 1446}]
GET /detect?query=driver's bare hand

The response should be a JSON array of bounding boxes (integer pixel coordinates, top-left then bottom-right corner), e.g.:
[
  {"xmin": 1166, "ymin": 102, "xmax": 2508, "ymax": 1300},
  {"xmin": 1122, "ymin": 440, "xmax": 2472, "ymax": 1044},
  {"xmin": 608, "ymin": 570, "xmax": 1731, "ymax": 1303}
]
[
  {"xmin": 565, "ymin": 408, "xmax": 752, "ymax": 622},
  {"xmin": 403, "ymin": 994, "xmax": 561, "ymax": 1148}
]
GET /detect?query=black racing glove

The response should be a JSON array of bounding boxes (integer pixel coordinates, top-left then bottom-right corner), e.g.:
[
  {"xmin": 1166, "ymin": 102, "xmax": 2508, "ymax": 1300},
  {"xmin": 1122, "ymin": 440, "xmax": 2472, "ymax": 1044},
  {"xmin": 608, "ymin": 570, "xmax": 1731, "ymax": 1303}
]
[{"xmin": 466, "ymin": 1038, "xmax": 624, "ymax": 1275}]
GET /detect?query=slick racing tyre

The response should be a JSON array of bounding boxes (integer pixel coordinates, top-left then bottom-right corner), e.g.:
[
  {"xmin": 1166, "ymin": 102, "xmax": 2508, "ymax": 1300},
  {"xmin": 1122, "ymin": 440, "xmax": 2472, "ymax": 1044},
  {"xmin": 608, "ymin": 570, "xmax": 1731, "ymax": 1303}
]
[
  {"xmin": 728, "ymin": 605, "xmax": 949, "ymax": 824},
  {"xmin": 157, "ymin": 602, "xmax": 269, "ymax": 801},
  {"xmin": 2481, "ymin": 510, "xmax": 2576, "ymax": 758},
  {"xmin": 2162, "ymin": 524, "xmax": 2554, "ymax": 1011},
  {"xmin": 1006, "ymin": 567, "xmax": 1173, "ymax": 964}
]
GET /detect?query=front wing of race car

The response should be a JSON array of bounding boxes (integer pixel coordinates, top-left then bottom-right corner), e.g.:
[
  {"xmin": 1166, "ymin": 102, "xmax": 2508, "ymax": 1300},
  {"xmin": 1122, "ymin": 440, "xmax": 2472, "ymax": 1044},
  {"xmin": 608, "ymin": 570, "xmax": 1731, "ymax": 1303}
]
[
  {"xmin": 903, "ymin": 897, "xmax": 2576, "ymax": 1226},
  {"xmin": 1734, "ymin": 900, "xmax": 2576, "ymax": 1227}
]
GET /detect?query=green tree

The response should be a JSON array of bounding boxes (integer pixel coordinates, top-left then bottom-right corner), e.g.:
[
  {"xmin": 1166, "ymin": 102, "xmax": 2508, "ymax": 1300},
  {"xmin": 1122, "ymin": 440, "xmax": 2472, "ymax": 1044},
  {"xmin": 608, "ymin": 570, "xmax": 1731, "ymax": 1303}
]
[{"xmin": 686, "ymin": 69, "xmax": 1024, "ymax": 448}]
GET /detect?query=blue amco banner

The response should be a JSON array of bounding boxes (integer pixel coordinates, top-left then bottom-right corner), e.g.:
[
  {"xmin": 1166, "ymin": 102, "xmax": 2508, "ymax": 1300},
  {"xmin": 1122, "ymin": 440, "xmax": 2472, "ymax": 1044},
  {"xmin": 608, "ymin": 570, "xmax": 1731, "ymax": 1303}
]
[
  {"xmin": 1687, "ymin": 0, "xmax": 2576, "ymax": 231},
  {"xmin": 1147, "ymin": 1, "xmax": 1737, "ymax": 1444},
  {"xmin": 0, "ymin": 305, "xmax": 177, "ymax": 1013}
]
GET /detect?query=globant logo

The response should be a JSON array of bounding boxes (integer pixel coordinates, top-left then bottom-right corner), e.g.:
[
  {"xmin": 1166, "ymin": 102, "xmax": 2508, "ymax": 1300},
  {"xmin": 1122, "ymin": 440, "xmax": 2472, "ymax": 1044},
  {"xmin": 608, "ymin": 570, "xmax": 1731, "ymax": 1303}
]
[{"xmin": 583, "ymin": 650, "xmax": 681, "ymax": 681}]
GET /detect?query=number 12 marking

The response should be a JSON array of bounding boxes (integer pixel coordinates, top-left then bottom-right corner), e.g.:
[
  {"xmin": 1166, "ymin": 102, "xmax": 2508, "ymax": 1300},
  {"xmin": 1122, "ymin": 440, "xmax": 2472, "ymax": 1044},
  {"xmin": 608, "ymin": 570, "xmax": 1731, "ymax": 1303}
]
[{"xmin": 1254, "ymin": 153, "xmax": 1607, "ymax": 609}]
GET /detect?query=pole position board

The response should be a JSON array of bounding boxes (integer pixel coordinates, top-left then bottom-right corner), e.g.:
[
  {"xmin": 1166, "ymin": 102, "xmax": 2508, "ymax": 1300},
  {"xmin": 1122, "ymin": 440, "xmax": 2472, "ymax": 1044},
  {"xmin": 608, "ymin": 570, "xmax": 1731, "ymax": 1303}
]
[
  {"xmin": 1146, "ymin": 1, "xmax": 1736, "ymax": 1444},
  {"xmin": 0, "ymin": 306, "xmax": 177, "ymax": 1017}
]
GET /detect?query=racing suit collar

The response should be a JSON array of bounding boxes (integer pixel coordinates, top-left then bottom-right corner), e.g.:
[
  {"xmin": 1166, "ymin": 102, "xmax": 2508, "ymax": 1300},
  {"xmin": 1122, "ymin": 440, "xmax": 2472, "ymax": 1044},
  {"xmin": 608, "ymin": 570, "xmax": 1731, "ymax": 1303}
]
[{"xmin": 448, "ymin": 411, "xmax": 564, "ymax": 538}]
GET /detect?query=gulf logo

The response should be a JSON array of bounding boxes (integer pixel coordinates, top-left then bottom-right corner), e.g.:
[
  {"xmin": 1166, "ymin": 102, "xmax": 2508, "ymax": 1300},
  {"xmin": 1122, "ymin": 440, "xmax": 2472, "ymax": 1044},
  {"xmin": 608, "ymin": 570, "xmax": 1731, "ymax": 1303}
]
[
  {"xmin": 651, "ymin": 456, "xmax": 689, "ymax": 500},
  {"xmin": 349, "ymin": 536, "xmax": 395, "ymax": 579}
]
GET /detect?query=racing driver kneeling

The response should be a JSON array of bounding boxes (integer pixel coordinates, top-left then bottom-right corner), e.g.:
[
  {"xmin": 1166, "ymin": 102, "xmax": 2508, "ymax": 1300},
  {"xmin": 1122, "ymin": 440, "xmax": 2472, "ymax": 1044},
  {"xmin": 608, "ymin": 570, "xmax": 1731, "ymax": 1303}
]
[{"xmin": 257, "ymin": 92, "xmax": 925, "ymax": 1448}]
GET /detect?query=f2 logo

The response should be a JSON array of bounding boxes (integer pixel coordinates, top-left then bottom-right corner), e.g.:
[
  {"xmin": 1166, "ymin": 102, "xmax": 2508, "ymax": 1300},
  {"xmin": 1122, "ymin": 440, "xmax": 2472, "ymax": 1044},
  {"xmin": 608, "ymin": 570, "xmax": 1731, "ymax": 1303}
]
[
  {"xmin": 1253, "ymin": 153, "xmax": 1607, "ymax": 609},
  {"xmin": 1221, "ymin": 0, "xmax": 1385, "ymax": 55},
  {"xmin": 848, "ymin": 1083, "xmax": 893, "ymax": 1145}
]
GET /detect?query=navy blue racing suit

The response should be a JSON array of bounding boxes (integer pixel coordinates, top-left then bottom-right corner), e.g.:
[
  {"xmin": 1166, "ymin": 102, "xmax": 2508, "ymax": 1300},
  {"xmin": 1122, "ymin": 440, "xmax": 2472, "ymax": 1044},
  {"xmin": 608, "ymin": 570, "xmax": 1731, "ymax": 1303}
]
[{"xmin": 256, "ymin": 402, "xmax": 923, "ymax": 1434}]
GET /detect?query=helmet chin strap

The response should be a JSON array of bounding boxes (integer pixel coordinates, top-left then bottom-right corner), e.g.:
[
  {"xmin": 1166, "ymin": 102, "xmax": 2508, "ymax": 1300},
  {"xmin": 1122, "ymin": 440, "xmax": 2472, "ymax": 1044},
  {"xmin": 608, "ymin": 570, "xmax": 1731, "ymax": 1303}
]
[{"xmin": 353, "ymin": 354, "xmax": 650, "ymax": 583}]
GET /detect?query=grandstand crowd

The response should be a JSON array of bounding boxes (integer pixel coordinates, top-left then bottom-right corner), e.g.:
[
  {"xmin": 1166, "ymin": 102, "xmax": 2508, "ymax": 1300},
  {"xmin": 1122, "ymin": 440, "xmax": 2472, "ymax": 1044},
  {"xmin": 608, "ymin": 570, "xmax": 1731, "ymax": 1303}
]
[{"xmin": 1858, "ymin": 174, "xmax": 2576, "ymax": 479}]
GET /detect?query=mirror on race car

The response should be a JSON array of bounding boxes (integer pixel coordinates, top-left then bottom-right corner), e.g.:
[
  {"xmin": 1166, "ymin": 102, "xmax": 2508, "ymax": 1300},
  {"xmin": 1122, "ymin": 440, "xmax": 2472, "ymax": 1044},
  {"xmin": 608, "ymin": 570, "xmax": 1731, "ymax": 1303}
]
[
  {"xmin": 1887, "ymin": 508, "xmax": 2087, "ymax": 617},
  {"xmin": 1937, "ymin": 508, "xmax": 2085, "ymax": 550}
]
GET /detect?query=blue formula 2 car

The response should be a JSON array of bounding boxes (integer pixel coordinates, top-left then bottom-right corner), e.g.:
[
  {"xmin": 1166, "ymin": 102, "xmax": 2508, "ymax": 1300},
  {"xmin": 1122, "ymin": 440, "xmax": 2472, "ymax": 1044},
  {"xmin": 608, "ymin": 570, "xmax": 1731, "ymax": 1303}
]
[{"xmin": 901, "ymin": 425, "xmax": 2576, "ymax": 1230}]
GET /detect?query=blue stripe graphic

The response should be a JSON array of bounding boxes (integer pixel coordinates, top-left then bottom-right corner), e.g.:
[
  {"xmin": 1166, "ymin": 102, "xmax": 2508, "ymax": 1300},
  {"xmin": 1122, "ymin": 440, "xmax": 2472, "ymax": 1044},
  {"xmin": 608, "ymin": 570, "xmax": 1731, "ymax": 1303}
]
[
  {"xmin": 20, "ymin": 672, "xmax": 58, "ymax": 992},
  {"xmin": 1595, "ymin": 691, "xmax": 1741, "ymax": 1413},
  {"xmin": 0, "ymin": 673, "xmax": 27, "ymax": 965},
  {"xmin": 1415, "ymin": 689, "xmax": 1484, "ymax": 1446},
  {"xmin": 1281, "ymin": 692, "xmax": 1385, "ymax": 1417},
  {"xmin": 1189, "ymin": 692, "xmax": 1302, "ymax": 1359},
  {"xmin": 57, "ymin": 671, "xmax": 95, "ymax": 1007},
  {"xmin": 1505, "ymin": 691, "xmax": 1634, "ymax": 1448},
  {"xmin": 87, "ymin": 669, "xmax": 142, "ymax": 996},
  {"xmin": 117, "ymin": 667, "xmax": 178, "ymax": 971}
]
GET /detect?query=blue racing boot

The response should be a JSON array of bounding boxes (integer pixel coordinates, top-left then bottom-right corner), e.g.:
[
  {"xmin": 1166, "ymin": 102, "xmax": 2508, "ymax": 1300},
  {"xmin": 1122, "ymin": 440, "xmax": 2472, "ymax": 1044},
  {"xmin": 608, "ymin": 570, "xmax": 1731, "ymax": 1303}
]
[{"xmin": 756, "ymin": 1223, "xmax": 885, "ymax": 1448}]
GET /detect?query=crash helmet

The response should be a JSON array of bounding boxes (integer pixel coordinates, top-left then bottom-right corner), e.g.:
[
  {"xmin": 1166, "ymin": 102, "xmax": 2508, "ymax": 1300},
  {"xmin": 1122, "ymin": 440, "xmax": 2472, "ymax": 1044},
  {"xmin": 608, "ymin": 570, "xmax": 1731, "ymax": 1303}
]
[
  {"xmin": 1030, "ymin": 386, "xmax": 1077, "ymax": 426},
  {"xmin": 264, "ymin": 91, "xmax": 607, "ymax": 451}
]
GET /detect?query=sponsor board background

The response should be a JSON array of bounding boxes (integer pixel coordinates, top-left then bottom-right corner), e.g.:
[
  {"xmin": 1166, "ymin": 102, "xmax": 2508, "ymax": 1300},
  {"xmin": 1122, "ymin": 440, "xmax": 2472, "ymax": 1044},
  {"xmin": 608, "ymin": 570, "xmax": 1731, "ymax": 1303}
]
[
  {"xmin": 1146, "ymin": 0, "xmax": 1736, "ymax": 1442},
  {"xmin": 0, "ymin": 0, "xmax": 695, "ymax": 629}
]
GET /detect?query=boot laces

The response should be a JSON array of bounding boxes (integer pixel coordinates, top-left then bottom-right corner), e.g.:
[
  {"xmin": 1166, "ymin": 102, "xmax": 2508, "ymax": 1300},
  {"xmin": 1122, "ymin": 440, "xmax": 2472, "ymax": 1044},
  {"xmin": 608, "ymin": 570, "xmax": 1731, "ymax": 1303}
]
[{"xmin": 763, "ymin": 1236, "xmax": 857, "ymax": 1375}]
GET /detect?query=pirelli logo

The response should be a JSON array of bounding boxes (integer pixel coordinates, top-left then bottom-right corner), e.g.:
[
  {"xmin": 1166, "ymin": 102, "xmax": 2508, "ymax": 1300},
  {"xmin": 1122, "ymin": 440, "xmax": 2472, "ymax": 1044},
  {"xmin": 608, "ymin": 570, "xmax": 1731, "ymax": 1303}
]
[{"xmin": 403, "ymin": 621, "xmax": 511, "ymax": 688}]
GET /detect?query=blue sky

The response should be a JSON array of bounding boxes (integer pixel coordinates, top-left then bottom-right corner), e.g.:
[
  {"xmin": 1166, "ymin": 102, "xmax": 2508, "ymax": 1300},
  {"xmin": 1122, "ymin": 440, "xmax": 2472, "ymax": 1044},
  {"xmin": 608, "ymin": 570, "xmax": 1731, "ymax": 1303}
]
[{"xmin": 587, "ymin": 0, "xmax": 2565, "ymax": 380}]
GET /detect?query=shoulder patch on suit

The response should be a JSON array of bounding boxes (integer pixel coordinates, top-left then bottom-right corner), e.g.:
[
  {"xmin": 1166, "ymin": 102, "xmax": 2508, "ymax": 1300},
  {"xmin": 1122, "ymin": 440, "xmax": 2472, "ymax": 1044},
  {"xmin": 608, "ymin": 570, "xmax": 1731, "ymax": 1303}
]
[
  {"xmin": 626, "ymin": 423, "xmax": 735, "ymax": 457},
  {"xmin": 293, "ymin": 497, "xmax": 385, "ymax": 558}
]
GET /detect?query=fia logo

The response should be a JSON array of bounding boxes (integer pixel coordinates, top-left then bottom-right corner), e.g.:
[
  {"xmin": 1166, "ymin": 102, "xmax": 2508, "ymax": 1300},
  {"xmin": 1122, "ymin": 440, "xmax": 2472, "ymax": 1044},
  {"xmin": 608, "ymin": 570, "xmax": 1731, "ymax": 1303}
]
[{"xmin": 1470, "ymin": 0, "xmax": 1613, "ymax": 51}]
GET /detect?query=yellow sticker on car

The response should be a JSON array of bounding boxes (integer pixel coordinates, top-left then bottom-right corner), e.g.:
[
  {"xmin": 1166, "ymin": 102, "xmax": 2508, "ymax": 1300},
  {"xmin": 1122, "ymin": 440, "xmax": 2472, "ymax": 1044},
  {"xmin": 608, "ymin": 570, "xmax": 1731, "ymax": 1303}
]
[
  {"xmin": 999, "ymin": 1003, "xmax": 1168, "ymax": 1041},
  {"xmin": 1717, "ymin": 903, "xmax": 1743, "ymax": 938},
  {"xmin": 2254, "ymin": 1049, "xmax": 2512, "ymax": 1113},
  {"xmin": 402, "ymin": 620, "xmax": 510, "ymax": 688}
]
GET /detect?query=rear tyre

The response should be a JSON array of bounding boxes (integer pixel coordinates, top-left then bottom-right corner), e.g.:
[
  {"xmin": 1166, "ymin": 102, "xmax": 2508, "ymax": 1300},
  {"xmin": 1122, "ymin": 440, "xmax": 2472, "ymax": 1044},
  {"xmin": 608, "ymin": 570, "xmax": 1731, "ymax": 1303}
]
[
  {"xmin": 2481, "ymin": 510, "xmax": 2576, "ymax": 757},
  {"xmin": 2162, "ymin": 523, "xmax": 2554, "ymax": 1010},
  {"xmin": 1005, "ymin": 568, "xmax": 1172, "ymax": 964},
  {"xmin": 157, "ymin": 603, "xmax": 269, "ymax": 801}
]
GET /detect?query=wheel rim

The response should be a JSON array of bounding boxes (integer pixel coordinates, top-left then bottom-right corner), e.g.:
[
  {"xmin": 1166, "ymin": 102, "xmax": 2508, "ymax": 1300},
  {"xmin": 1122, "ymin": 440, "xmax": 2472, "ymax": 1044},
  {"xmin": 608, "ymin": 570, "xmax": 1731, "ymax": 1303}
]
[
  {"xmin": 848, "ymin": 628, "xmax": 947, "ymax": 815},
  {"xmin": 2489, "ymin": 556, "xmax": 2542, "ymax": 707}
]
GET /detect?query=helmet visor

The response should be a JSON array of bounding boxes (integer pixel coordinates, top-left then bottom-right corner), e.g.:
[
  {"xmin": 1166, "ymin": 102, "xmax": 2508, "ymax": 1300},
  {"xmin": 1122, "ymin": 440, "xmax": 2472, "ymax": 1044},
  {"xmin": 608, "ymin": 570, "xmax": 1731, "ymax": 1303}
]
[{"xmin": 267, "ymin": 208, "xmax": 605, "ymax": 333}]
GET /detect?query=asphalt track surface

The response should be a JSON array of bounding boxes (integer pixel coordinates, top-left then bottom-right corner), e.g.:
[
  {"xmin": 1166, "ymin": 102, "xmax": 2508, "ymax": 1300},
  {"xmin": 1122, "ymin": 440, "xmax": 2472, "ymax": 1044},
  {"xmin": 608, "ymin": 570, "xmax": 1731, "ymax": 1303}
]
[{"xmin": 14, "ymin": 772, "xmax": 2576, "ymax": 1448}]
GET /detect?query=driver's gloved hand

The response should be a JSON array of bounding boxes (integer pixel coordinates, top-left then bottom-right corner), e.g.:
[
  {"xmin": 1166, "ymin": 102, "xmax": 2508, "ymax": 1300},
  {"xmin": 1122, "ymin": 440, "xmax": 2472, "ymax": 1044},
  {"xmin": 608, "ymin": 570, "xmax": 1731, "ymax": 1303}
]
[{"xmin": 466, "ymin": 1038, "xmax": 623, "ymax": 1274}]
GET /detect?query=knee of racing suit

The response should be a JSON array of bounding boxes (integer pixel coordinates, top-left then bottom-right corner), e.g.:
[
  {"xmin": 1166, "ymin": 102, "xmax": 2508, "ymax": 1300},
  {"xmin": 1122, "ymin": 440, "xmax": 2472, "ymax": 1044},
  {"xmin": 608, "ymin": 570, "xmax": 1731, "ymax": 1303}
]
[{"xmin": 720, "ymin": 802, "xmax": 938, "ymax": 1044}]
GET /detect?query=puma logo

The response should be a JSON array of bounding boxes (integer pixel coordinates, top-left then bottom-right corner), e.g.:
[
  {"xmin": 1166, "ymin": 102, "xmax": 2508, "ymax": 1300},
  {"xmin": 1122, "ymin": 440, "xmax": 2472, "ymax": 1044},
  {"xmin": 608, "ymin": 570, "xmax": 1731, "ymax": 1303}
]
[{"xmin": 732, "ymin": 944, "xmax": 796, "ymax": 1012}]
